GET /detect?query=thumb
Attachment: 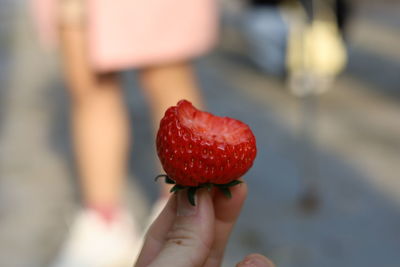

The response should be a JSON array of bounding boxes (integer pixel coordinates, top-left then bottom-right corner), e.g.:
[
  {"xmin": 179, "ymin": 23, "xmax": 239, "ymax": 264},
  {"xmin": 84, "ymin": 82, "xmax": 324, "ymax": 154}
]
[
  {"xmin": 236, "ymin": 254, "xmax": 275, "ymax": 267},
  {"xmin": 148, "ymin": 189, "xmax": 215, "ymax": 267}
]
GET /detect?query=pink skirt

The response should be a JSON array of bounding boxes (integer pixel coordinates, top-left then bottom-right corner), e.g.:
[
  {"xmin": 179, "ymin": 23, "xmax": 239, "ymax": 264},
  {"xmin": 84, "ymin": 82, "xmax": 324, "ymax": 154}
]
[{"xmin": 30, "ymin": 0, "xmax": 218, "ymax": 72}]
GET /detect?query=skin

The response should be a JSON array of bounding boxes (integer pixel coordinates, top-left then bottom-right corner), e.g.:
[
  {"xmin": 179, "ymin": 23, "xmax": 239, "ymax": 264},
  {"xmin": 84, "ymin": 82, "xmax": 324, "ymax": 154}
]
[
  {"xmin": 60, "ymin": 14, "xmax": 129, "ymax": 207},
  {"xmin": 58, "ymin": 3, "xmax": 273, "ymax": 267},
  {"xmin": 135, "ymin": 183, "xmax": 275, "ymax": 267},
  {"xmin": 59, "ymin": 8, "xmax": 203, "ymax": 206}
]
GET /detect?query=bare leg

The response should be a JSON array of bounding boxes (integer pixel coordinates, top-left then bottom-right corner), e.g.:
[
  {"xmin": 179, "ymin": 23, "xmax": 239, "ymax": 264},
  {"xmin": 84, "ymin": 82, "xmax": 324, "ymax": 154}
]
[
  {"xmin": 60, "ymin": 12, "xmax": 129, "ymax": 208},
  {"xmin": 139, "ymin": 62, "xmax": 204, "ymax": 196},
  {"xmin": 139, "ymin": 62, "xmax": 204, "ymax": 129}
]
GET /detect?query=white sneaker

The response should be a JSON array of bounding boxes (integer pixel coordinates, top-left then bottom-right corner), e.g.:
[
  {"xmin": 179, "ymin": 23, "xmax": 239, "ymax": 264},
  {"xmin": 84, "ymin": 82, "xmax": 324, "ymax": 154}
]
[{"xmin": 52, "ymin": 209, "xmax": 141, "ymax": 267}]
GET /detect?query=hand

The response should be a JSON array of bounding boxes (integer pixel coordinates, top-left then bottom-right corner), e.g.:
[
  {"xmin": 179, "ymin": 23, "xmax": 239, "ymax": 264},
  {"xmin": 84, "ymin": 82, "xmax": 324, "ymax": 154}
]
[{"xmin": 135, "ymin": 183, "xmax": 274, "ymax": 267}]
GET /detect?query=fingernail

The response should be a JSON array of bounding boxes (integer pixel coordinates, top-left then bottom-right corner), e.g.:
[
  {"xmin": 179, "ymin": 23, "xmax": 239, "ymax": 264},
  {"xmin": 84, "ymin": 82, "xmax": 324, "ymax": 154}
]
[
  {"xmin": 176, "ymin": 190, "xmax": 197, "ymax": 217},
  {"xmin": 237, "ymin": 255, "xmax": 273, "ymax": 267}
]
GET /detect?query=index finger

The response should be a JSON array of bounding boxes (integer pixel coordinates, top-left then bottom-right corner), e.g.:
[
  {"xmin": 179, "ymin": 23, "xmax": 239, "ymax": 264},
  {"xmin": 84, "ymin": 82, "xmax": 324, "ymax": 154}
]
[
  {"xmin": 204, "ymin": 182, "xmax": 248, "ymax": 267},
  {"xmin": 135, "ymin": 196, "xmax": 177, "ymax": 267}
]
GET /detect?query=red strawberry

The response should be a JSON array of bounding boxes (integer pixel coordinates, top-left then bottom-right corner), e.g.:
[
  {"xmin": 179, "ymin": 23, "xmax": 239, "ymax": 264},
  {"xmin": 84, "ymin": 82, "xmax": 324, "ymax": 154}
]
[{"xmin": 156, "ymin": 100, "xmax": 257, "ymax": 204}]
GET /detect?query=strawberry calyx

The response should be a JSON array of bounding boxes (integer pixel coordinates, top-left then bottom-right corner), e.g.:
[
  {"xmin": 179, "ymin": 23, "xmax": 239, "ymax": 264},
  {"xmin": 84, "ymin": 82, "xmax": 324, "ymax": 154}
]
[{"xmin": 155, "ymin": 174, "xmax": 243, "ymax": 206}]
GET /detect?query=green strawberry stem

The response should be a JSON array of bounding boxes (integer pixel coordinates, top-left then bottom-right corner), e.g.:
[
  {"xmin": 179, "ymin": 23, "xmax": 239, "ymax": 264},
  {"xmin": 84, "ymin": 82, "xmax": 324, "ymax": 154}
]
[
  {"xmin": 155, "ymin": 174, "xmax": 243, "ymax": 206},
  {"xmin": 154, "ymin": 174, "xmax": 176, "ymax": 184}
]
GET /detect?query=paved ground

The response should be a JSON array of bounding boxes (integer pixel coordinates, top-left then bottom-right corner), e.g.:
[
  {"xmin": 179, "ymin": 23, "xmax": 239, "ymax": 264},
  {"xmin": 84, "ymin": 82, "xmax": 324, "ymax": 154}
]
[{"xmin": 1, "ymin": 1, "xmax": 400, "ymax": 267}]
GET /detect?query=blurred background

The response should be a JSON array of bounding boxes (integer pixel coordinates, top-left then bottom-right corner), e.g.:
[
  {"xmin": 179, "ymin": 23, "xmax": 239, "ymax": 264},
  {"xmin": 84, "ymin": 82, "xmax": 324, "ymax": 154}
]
[{"xmin": 1, "ymin": 0, "xmax": 400, "ymax": 266}]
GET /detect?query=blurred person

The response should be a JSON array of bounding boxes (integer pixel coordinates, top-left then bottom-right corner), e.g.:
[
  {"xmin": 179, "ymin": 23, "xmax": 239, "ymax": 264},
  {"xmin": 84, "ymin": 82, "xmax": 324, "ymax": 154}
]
[
  {"xmin": 135, "ymin": 185, "xmax": 275, "ymax": 267},
  {"xmin": 239, "ymin": 0, "xmax": 349, "ymax": 95},
  {"xmin": 284, "ymin": 0, "xmax": 348, "ymax": 95},
  {"xmin": 30, "ymin": 0, "xmax": 217, "ymax": 266},
  {"xmin": 240, "ymin": 0, "xmax": 288, "ymax": 76}
]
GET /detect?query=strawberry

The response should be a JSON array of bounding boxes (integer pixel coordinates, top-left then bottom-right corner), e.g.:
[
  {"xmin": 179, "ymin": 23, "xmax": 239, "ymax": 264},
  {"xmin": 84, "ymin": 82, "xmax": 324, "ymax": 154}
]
[{"xmin": 156, "ymin": 100, "xmax": 257, "ymax": 205}]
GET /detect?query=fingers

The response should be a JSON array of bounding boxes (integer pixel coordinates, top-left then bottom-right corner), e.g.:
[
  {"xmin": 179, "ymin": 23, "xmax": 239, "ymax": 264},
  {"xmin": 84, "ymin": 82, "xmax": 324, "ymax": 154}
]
[
  {"xmin": 203, "ymin": 183, "xmax": 248, "ymax": 267},
  {"xmin": 135, "ymin": 195, "xmax": 177, "ymax": 267},
  {"xmin": 147, "ymin": 189, "xmax": 215, "ymax": 267},
  {"xmin": 236, "ymin": 254, "xmax": 275, "ymax": 267},
  {"xmin": 136, "ymin": 183, "xmax": 249, "ymax": 267}
]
